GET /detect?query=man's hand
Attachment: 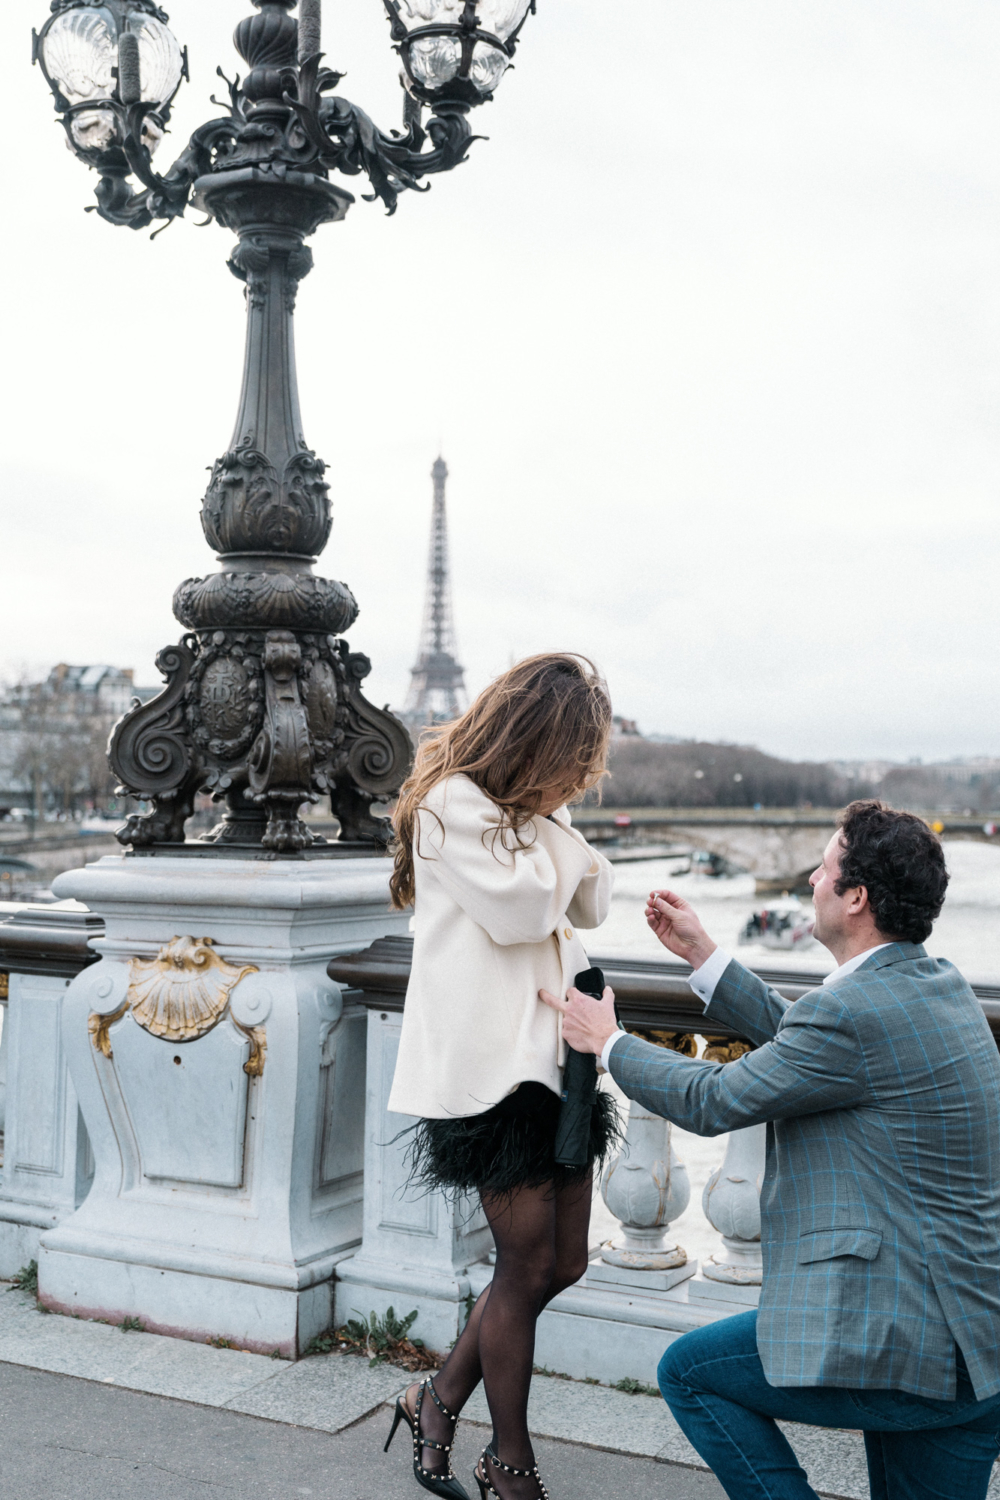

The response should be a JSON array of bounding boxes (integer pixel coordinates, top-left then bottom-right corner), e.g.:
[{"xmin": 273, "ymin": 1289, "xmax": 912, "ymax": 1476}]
[
  {"xmin": 645, "ymin": 889, "xmax": 717, "ymax": 969},
  {"xmin": 539, "ymin": 985, "xmax": 619, "ymax": 1057}
]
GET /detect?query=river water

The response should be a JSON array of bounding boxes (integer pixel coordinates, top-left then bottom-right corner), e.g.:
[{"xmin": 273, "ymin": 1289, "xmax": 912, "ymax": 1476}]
[{"xmin": 593, "ymin": 839, "xmax": 1000, "ymax": 982}]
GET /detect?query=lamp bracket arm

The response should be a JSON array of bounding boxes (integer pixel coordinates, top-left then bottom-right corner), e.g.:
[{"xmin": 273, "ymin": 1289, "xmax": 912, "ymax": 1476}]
[
  {"xmin": 289, "ymin": 55, "xmax": 476, "ymax": 215},
  {"xmin": 114, "ymin": 107, "xmax": 239, "ymax": 228}
]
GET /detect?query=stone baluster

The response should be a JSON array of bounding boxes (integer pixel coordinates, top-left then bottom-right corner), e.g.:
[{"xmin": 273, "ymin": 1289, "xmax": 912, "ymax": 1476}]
[
  {"xmin": 684, "ymin": 1035, "xmax": 764, "ymax": 1305},
  {"xmin": 588, "ymin": 1031, "xmax": 700, "ymax": 1295},
  {"xmin": 598, "ymin": 1099, "xmax": 692, "ymax": 1276},
  {"xmin": 700, "ymin": 1123, "xmax": 766, "ymax": 1291}
]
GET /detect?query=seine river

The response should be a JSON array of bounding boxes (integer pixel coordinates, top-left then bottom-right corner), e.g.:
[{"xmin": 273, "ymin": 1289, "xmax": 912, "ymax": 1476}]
[{"xmin": 593, "ymin": 839, "xmax": 1000, "ymax": 982}]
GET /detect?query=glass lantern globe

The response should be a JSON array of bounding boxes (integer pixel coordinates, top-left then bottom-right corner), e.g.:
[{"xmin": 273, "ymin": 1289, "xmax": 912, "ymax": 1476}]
[
  {"xmin": 385, "ymin": 0, "xmax": 534, "ymax": 106},
  {"xmin": 36, "ymin": 3, "xmax": 185, "ymax": 158}
]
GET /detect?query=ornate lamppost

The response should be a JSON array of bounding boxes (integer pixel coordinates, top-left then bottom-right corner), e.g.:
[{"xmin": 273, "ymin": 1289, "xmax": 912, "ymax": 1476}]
[
  {"xmin": 33, "ymin": 0, "xmax": 536, "ymax": 855},
  {"xmin": 26, "ymin": 0, "xmax": 538, "ymax": 1355}
]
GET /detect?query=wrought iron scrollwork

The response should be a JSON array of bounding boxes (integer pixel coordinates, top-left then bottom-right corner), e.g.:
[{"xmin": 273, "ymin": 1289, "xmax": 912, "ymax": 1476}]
[
  {"xmin": 109, "ymin": 642, "xmax": 202, "ymax": 847},
  {"xmin": 330, "ymin": 644, "xmax": 414, "ymax": 845},
  {"xmin": 110, "ymin": 642, "xmax": 194, "ymax": 798},
  {"xmin": 287, "ymin": 56, "xmax": 477, "ymax": 215}
]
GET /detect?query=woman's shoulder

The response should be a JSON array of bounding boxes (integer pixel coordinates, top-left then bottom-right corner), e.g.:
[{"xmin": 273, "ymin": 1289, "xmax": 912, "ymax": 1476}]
[{"xmin": 420, "ymin": 772, "xmax": 498, "ymax": 820}]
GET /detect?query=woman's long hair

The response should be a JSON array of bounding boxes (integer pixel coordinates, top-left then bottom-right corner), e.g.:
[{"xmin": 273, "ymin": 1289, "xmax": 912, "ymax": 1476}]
[{"xmin": 390, "ymin": 653, "xmax": 612, "ymax": 910}]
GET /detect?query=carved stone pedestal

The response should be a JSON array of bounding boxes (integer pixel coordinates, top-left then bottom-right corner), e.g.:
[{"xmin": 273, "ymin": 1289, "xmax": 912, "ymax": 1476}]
[
  {"xmin": 334, "ymin": 997, "xmax": 492, "ymax": 1356},
  {"xmin": 37, "ymin": 854, "xmax": 407, "ymax": 1357}
]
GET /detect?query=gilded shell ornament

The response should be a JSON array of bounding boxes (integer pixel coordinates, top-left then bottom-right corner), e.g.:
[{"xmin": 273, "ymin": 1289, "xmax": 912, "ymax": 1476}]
[{"xmin": 127, "ymin": 936, "xmax": 258, "ymax": 1043}]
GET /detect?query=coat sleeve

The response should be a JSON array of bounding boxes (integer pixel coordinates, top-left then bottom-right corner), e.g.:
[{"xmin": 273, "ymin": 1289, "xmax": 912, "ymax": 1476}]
[
  {"xmin": 608, "ymin": 987, "xmax": 868, "ymax": 1136},
  {"xmin": 550, "ymin": 807, "xmax": 615, "ymax": 931},
  {"xmin": 703, "ymin": 959, "xmax": 796, "ymax": 1046},
  {"xmin": 416, "ymin": 778, "xmax": 594, "ymax": 947}
]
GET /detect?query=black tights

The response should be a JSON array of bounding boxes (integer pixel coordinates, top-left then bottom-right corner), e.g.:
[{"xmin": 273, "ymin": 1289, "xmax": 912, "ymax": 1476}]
[{"xmin": 415, "ymin": 1174, "xmax": 593, "ymax": 1498}]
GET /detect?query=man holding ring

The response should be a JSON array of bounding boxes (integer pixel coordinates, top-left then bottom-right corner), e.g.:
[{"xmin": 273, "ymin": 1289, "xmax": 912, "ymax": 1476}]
[{"xmin": 541, "ymin": 800, "xmax": 1000, "ymax": 1500}]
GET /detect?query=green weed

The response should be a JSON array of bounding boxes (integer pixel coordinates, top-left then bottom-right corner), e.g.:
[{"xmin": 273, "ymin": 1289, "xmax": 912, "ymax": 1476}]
[
  {"xmin": 612, "ymin": 1377, "xmax": 660, "ymax": 1398},
  {"xmin": 10, "ymin": 1261, "xmax": 38, "ymax": 1296},
  {"xmin": 310, "ymin": 1307, "xmax": 436, "ymax": 1371}
]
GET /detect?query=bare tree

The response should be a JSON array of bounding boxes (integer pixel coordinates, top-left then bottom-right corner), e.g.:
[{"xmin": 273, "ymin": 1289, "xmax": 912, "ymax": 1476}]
[
  {"xmin": 603, "ymin": 739, "xmax": 871, "ymax": 810},
  {"xmin": 7, "ymin": 675, "xmax": 117, "ymax": 818}
]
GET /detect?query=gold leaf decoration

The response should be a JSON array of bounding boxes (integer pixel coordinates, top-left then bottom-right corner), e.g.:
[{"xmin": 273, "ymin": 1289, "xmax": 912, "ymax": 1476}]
[
  {"xmin": 702, "ymin": 1035, "xmax": 754, "ymax": 1064},
  {"xmin": 630, "ymin": 1028, "xmax": 699, "ymax": 1058},
  {"xmin": 239, "ymin": 1025, "xmax": 267, "ymax": 1077},
  {"xmin": 89, "ymin": 1001, "xmax": 129, "ymax": 1059},
  {"xmin": 127, "ymin": 936, "xmax": 258, "ymax": 1044}
]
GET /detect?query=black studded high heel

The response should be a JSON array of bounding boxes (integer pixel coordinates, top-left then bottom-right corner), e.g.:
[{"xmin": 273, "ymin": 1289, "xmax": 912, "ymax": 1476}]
[
  {"xmin": 473, "ymin": 1443, "xmax": 550, "ymax": 1500},
  {"xmin": 384, "ymin": 1378, "xmax": 471, "ymax": 1499}
]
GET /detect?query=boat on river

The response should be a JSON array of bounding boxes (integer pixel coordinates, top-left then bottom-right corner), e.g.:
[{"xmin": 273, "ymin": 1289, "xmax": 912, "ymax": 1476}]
[{"xmin": 739, "ymin": 895, "xmax": 815, "ymax": 950}]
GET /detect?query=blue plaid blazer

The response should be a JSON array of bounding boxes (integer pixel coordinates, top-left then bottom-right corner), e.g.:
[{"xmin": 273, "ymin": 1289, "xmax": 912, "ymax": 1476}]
[{"xmin": 608, "ymin": 944, "xmax": 1000, "ymax": 1401}]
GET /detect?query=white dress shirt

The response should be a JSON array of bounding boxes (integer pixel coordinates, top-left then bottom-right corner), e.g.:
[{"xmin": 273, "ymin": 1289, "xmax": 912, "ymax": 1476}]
[{"xmin": 598, "ymin": 942, "xmax": 894, "ymax": 1073}]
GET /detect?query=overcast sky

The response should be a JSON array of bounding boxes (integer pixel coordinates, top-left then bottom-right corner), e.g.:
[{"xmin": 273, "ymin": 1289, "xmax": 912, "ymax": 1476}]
[{"xmin": 3, "ymin": 1, "xmax": 1000, "ymax": 763}]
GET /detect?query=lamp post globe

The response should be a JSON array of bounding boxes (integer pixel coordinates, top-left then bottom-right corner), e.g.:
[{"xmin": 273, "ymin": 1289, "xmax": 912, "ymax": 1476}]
[
  {"xmin": 385, "ymin": 0, "xmax": 535, "ymax": 105},
  {"xmin": 34, "ymin": 2, "xmax": 187, "ymax": 162}
]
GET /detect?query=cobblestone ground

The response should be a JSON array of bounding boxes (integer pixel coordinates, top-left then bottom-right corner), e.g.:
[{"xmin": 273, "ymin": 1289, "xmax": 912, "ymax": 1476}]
[{"xmin": 0, "ymin": 1362, "xmax": 727, "ymax": 1500}]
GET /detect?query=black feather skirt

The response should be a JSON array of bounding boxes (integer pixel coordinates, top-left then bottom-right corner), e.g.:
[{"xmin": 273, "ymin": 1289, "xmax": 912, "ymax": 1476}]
[{"xmin": 404, "ymin": 1081, "xmax": 623, "ymax": 1198}]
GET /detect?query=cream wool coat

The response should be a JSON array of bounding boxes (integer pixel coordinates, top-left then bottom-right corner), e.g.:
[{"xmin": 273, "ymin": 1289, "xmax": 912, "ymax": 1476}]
[{"xmin": 387, "ymin": 773, "xmax": 615, "ymax": 1120}]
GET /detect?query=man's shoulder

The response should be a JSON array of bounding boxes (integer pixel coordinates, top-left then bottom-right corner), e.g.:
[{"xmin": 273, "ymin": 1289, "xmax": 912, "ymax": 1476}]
[{"xmin": 832, "ymin": 946, "xmax": 973, "ymax": 1005}]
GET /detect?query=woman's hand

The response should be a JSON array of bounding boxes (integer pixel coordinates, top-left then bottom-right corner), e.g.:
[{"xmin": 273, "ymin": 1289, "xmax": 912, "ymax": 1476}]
[
  {"xmin": 539, "ymin": 985, "xmax": 619, "ymax": 1056},
  {"xmin": 645, "ymin": 889, "xmax": 717, "ymax": 969}
]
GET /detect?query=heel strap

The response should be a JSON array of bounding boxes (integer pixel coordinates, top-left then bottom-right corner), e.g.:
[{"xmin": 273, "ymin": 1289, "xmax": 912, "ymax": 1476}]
[
  {"xmin": 413, "ymin": 1381, "xmax": 457, "ymax": 1480},
  {"xmin": 483, "ymin": 1445, "xmax": 550, "ymax": 1497},
  {"xmin": 425, "ymin": 1377, "xmax": 459, "ymax": 1423}
]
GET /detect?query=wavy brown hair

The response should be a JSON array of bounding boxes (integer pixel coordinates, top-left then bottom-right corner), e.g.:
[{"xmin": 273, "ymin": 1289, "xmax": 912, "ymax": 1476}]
[{"xmin": 390, "ymin": 653, "xmax": 612, "ymax": 910}]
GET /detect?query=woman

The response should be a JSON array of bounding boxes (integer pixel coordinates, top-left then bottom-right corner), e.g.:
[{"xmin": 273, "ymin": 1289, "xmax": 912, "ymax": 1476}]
[{"xmin": 383, "ymin": 654, "xmax": 618, "ymax": 1500}]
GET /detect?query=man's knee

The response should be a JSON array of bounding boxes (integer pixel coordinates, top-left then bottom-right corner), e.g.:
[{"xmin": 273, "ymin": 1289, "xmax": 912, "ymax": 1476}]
[
  {"xmin": 658, "ymin": 1311, "xmax": 760, "ymax": 1406},
  {"xmin": 658, "ymin": 1331, "xmax": 697, "ymax": 1402}
]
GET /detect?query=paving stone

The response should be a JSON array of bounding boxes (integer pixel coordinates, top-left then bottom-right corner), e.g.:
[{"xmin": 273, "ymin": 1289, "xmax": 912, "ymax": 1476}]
[
  {"xmin": 0, "ymin": 1286, "xmax": 280, "ymax": 1407},
  {"xmin": 0, "ymin": 1282, "xmax": 996, "ymax": 1498},
  {"xmin": 466, "ymin": 1374, "xmax": 682, "ymax": 1459},
  {"xmin": 224, "ymin": 1351, "xmax": 407, "ymax": 1432}
]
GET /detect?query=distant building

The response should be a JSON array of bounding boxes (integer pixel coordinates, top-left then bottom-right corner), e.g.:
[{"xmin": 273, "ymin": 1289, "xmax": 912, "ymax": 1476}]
[
  {"xmin": 0, "ymin": 663, "xmax": 158, "ymax": 810},
  {"xmin": 45, "ymin": 664, "xmax": 158, "ymax": 717},
  {"xmin": 611, "ymin": 716, "xmax": 642, "ymax": 739}
]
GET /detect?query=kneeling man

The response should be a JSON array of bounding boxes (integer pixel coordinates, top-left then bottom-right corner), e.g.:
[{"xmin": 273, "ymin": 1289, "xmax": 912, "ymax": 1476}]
[{"xmin": 542, "ymin": 801, "xmax": 1000, "ymax": 1500}]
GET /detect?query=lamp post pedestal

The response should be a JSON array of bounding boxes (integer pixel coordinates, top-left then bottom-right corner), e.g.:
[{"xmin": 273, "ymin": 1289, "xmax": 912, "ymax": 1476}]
[{"xmin": 37, "ymin": 855, "xmax": 407, "ymax": 1356}]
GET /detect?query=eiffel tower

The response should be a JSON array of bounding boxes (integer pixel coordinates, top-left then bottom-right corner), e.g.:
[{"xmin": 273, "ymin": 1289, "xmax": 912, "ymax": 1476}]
[{"xmin": 404, "ymin": 457, "xmax": 468, "ymax": 727}]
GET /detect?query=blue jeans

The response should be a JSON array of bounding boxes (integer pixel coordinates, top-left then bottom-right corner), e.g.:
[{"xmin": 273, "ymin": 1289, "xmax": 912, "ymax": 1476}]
[{"xmin": 657, "ymin": 1311, "xmax": 1000, "ymax": 1500}]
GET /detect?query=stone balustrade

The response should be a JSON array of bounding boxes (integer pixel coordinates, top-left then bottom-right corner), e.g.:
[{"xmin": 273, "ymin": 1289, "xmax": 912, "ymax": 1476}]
[
  {"xmin": 0, "ymin": 901, "xmax": 102, "ymax": 1275},
  {"xmin": 0, "ymin": 906, "xmax": 998, "ymax": 1384},
  {"xmin": 328, "ymin": 938, "xmax": 1000, "ymax": 1384}
]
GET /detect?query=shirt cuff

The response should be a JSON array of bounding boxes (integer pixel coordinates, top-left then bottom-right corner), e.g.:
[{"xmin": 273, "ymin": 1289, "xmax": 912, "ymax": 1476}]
[
  {"xmin": 689, "ymin": 947, "xmax": 732, "ymax": 1008},
  {"xmin": 600, "ymin": 1030, "xmax": 626, "ymax": 1074}
]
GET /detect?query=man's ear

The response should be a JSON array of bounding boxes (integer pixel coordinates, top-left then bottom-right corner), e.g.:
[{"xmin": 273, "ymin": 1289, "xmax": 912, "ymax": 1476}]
[{"xmin": 847, "ymin": 884, "xmax": 869, "ymax": 916}]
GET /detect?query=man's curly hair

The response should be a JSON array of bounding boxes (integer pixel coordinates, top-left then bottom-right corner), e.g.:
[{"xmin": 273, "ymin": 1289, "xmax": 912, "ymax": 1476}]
[{"xmin": 835, "ymin": 800, "xmax": 948, "ymax": 944}]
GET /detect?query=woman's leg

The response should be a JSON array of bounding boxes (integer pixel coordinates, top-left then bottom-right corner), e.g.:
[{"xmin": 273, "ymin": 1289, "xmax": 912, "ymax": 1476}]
[{"xmin": 411, "ymin": 1173, "xmax": 593, "ymax": 1492}]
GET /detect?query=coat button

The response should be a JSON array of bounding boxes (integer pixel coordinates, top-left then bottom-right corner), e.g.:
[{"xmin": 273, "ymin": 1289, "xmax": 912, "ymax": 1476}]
[{"xmin": 564, "ymin": 927, "xmax": 572, "ymax": 939}]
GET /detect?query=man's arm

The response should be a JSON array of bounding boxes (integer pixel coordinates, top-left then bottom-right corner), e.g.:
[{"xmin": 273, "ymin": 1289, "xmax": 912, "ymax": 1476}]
[
  {"xmin": 607, "ymin": 988, "xmax": 867, "ymax": 1136},
  {"xmin": 644, "ymin": 890, "xmax": 793, "ymax": 1045},
  {"xmin": 703, "ymin": 960, "xmax": 795, "ymax": 1047},
  {"xmin": 541, "ymin": 982, "xmax": 867, "ymax": 1137}
]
